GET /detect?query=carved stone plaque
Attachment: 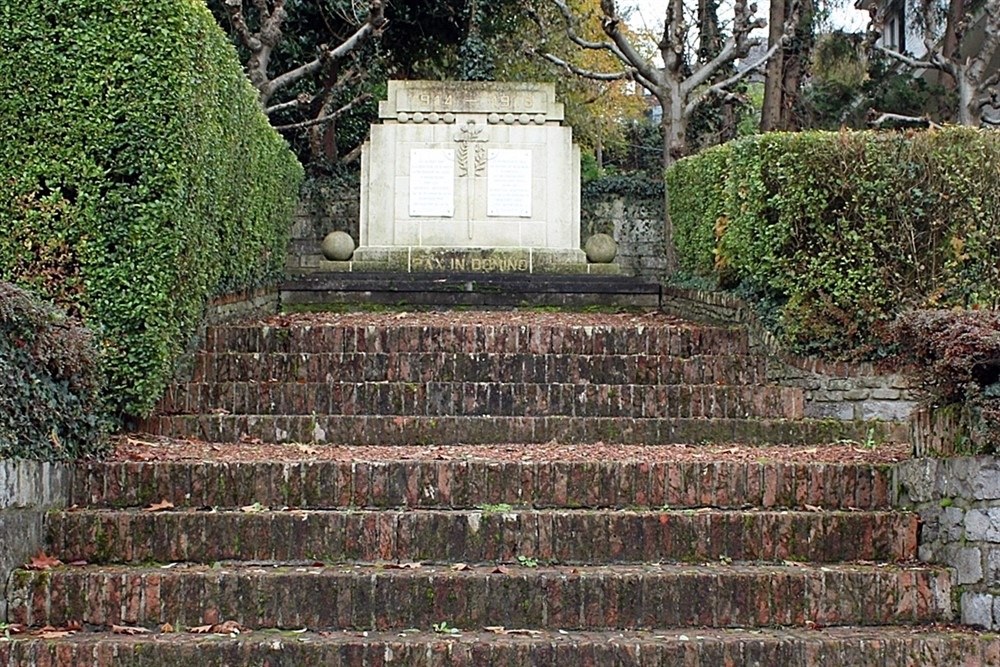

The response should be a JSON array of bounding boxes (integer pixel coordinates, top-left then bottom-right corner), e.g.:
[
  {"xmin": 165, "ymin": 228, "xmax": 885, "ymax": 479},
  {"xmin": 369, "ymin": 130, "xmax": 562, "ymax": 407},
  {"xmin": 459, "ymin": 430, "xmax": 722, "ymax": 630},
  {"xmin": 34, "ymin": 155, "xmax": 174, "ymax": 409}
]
[
  {"xmin": 486, "ymin": 149, "xmax": 532, "ymax": 218},
  {"xmin": 409, "ymin": 148, "xmax": 455, "ymax": 217}
]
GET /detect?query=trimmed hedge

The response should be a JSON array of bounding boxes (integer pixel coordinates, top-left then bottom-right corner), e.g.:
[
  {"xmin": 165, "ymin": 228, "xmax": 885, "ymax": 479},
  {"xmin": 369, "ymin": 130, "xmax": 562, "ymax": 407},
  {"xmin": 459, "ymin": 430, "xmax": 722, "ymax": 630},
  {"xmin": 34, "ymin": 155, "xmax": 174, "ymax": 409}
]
[
  {"xmin": 1, "ymin": 282, "xmax": 109, "ymax": 460},
  {"xmin": 666, "ymin": 128, "xmax": 1000, "ymax": 356},
  {"xmin": 0, "ymin": 0, "xmax": 303, "ymax": 417}
]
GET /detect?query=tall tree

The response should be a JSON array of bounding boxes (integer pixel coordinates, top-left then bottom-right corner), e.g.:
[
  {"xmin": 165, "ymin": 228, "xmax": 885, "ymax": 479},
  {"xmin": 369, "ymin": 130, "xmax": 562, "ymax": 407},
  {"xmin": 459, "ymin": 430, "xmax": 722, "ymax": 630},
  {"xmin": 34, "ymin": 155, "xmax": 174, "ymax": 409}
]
[
  {"xmin": 215, "ymin": 0, "xmax": 386, "ymax": 166},
  {"xmin": 867, "ymin": 0, "xmax": 1000, "ymax": 126},
  {"xmin": 760, "ymin": 0, "xmax": 814, "ymax": 131},
  {"xmin": 534, "ymin": 0, "xmax": 797, "ymax": 270}
]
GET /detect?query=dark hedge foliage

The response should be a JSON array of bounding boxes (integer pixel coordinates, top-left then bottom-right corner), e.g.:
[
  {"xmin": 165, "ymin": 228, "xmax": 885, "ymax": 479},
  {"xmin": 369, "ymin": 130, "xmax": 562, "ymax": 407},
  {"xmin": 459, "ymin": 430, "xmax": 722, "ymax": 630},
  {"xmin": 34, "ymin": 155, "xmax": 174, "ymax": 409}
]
[
  {"xmin": 892, "ymin": 309, "xmax": 1000, "ymax": 453},
  {"xmin": 0, "ymin": 0, "xmax": 303, "ymax": 418},
  {"xmin": 0, "ymin": 282, "xmax": 109, "ymax": 460},
  {"xmin": 666, "ymin": 128, "xmax": 1000, "ymax": 357}
]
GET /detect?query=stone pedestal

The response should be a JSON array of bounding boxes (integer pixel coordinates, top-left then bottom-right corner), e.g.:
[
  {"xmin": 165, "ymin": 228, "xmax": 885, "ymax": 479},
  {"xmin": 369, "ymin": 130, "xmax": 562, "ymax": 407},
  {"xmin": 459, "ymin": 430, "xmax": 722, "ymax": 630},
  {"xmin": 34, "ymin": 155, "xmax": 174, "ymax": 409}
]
[{"xmin": 357, "ymin": 80, "xmax": 598, "ymax": 273}]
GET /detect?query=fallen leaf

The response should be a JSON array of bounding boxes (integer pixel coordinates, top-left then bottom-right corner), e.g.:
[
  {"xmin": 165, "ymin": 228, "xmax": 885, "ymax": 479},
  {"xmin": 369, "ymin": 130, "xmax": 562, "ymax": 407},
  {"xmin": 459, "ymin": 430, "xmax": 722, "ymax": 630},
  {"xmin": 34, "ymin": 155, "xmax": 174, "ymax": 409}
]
[
  {"xmin": 296, "ymin": 444, "xmax": 319, "ymax": 456},
  {"xmin": 67, "ymin": 560, "xmax": 88, "ymax": 567},
  {"xmin": 240, "ymin": 502, "xmax": 267, "ymax": 513},
  {"xmin": 450, "ymin": 563, "xmax": 471, "ymax": 571},
  {"xmin": 492, "ymin": 565, "xmax": 510, "ymax": 575},
  {"xmin": 212, "ymin": 620, "xmax": 243, "ymax": 635},
  {"xmin": 112, "ymin": 625, "xmax": 151, "ymax": 635},
  {"xmin": 145, "ymin": 499, "xmax": 174, "ymax": 512},
  {"xmin": 26, "ymin": 550, "xmax": 62, "ymax": 570},
  {"xmin": 38, "ymin": 630, "xmax": 72, "ymax": 639},
  {"xmin": 160, "ymin": 623, "xmax": 175, "ymax": 633},
  {"xmin": 804, "ymin": 504, "xmax": 822, "ymax": 512},
  {"xmin": 4, "ymin": 624, "xmax": 26, "ymax": 635},
  {"xmin": 190, "ymin": 624, "xmax": 213, "ymax": 634}
]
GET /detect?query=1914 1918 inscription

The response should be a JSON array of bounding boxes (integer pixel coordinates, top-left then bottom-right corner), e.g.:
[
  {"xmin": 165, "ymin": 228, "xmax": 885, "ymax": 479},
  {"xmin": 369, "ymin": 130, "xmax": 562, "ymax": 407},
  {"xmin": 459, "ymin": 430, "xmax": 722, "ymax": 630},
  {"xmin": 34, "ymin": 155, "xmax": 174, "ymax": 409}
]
[{"xmin": 409, "ymin": 148, "xmax": 455, "ymax": 217}]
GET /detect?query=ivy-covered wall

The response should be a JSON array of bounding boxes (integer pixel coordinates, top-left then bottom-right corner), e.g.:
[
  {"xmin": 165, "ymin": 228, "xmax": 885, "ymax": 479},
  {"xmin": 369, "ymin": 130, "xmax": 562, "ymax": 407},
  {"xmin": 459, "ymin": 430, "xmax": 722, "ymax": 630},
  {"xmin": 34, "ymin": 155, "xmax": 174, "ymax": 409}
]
[
  {"xmin": 666, "ymin": 129, "xmax": 1000, "ymax": 358},
  {"xmin": 0, "ymin": 0, "xmax": 303, "ymax": 418}
]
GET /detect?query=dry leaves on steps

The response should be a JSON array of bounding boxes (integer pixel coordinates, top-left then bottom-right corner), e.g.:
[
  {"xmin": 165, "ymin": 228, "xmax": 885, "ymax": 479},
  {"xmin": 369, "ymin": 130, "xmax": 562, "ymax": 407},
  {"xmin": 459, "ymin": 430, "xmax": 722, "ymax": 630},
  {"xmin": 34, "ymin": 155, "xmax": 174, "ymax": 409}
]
[
  {"xmin": 26, "ymin": 550, "xmax": 62, "ymax": 570},
  {"xmin": 190, "ymin": 620, "xmax": 244, "ymax": 635},
  {"xmin": 144, "ymin": 499, "xmax": 174, "ymax": 512},
  {"xmin": 112, "ymin": 625, "xmax": 151, "ymax": 635}
]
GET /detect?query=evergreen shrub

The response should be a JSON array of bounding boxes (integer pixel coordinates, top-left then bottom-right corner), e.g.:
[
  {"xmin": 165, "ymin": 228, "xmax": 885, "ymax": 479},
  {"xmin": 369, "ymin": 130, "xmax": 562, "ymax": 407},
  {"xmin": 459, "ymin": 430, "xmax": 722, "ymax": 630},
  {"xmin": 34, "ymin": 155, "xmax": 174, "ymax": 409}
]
[
  {"xmin": 0, "ymin": 282, "xmax": 109, "ymax": 460},
  {"xmin": 0, "ymin": 0, "xmax": 303, "ymax": 418},
  {"xmin": 666, "ymin": 128, "xmax": 1000, "ymax": 356}
]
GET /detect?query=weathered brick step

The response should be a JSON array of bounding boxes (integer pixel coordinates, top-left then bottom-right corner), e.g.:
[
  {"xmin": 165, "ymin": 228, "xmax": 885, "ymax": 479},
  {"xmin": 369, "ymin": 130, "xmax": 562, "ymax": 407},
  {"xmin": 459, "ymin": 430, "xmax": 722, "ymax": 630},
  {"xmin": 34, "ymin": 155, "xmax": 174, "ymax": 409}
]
[
  {"xmin": 47, "ymin": 508, "xmax": 918, "ymax": 566},
  {"xmin": 156, "ymin": 382, "xmax": 805, "ymax": 420},
  {"xmin": 7, "ymin": 563, "xmax": 951, "ymax": 631},
  {"xmin": 204, "ymin": 323, "xmax": 749, "ymax": 356},
  {"xmin": 71, "ymin": 459, "xmax": 896, "ymax": 512},
  {"xmin": 192, "ymin": 351, "xmax": 767, "ymax": 386},
  {"xmin": 139, "ymin": 414, "xmax": 905, "ymax": 446},
  {"xmin": 2, "ymin": 627, "xmax": 996, "ymax": 667}
]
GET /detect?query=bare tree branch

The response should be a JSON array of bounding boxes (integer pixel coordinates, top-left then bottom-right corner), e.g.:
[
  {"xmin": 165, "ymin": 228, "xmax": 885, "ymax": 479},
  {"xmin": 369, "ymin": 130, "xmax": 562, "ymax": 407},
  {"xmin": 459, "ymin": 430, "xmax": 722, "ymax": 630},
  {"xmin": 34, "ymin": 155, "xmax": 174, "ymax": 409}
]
[
  {"xmin": 265, "ymin": 94, "xmax": 312, "ymax": 116},
  {"xmin": 867, "ymin": 111, "xmax": 943, "ymax": 129},
  {"xmin": 272, "ymin": 92, "xmax": 372, "ymax": 131},
  {"xmin": 533, "ymin": 49, "xmax": 635, "ymax": 81},
  {"xmin": 686, "ymin": 40, "xmax": 777, "ymax": 116}
]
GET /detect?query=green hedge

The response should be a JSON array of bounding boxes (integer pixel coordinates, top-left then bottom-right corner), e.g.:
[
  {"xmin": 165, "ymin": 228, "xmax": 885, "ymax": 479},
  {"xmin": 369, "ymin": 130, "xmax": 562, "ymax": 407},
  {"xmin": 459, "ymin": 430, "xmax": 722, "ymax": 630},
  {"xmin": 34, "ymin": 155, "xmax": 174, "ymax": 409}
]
[
  {"xmin": 666, "ymin": 128, "xmax": 1000, "ymax": 356},
  {"xmin": 0, "ymin": 0, "xmax": 303, "ymax": 418},
  {"xmin": 1, "ymin": 282, "xmax": 109, "ymax": 460}
]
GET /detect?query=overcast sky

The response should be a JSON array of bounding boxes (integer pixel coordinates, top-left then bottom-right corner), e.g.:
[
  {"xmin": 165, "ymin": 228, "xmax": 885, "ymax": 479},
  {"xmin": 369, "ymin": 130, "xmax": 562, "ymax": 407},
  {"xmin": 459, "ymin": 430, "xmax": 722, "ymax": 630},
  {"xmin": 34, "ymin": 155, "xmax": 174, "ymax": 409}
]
[{"xmin": 624, "ymin": 0, "xmax": 870, "ymax": 37}]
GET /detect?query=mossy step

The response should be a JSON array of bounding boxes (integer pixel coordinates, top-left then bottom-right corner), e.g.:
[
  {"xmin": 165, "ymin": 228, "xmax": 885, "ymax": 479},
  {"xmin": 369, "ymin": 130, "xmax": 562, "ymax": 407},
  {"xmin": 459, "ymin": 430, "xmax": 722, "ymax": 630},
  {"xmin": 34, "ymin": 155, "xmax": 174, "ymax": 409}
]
[
  {"xmin": 2, "ymin": 627, "xmax": 995, "ymax": 667},
  {"xmin": 7, "ymin": 562, "xmax": 951, "ymax": 631},
  {"xmin": 190, "ymin": 351, "xmax": 767, "ymax": 386},
  {"xmin": 47, "ymin": 508, "xmax": 918, "ymax": 566},
  {"xmin": 3, "ymin": 626, "xmax": 994, "ymax": 667},
  {"xmin": 138, "ymin": 414, "xmax": 906, "ymax": 447},
  {"xmin": 71, "ymin": 458, "xmax": 898, "ymax": 512},
  {"xmin": 156, "ymin": 382, "xmax": 804, "ymax": 420},
  {"xmin": 203, "ymin": 322, "xmax": 749, "ymax": 356}
]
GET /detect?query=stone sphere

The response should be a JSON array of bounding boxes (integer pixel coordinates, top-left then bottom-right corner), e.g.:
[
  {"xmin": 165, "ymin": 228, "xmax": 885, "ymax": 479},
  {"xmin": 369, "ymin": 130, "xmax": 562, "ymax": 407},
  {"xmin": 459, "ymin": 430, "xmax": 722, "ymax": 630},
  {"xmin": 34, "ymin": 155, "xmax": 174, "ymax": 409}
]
[
  {"xmin": 584, "ymin": 233, "xmax": 617, "ymax": 263},
  {"xmin": 321, "ymin": 231, "xmax": 355, "ymax": 261}
]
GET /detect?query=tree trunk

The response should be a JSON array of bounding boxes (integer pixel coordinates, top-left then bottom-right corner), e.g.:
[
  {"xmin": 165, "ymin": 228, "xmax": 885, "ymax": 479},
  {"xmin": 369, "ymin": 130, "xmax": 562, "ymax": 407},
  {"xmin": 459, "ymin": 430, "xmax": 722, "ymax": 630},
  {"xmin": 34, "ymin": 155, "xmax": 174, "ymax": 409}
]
[
  {"xmin": 661, "ymin": 94, "xmax": 680, "ymax": 274},
  {"xmin": 760, "ymin": 0, "xmax": 786, "ymax": 131}
]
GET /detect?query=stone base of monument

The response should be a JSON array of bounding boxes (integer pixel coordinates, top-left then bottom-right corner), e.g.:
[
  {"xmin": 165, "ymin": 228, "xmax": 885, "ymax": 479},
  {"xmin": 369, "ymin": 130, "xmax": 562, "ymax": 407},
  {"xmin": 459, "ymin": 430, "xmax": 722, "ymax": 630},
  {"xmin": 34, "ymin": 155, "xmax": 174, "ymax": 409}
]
[
  {"xmin": 348, "ymin": 247, "xmax": 618, "ymax": 275},
  {"xmin": 280, "ymin": 271, "xmax": 660, "ymax": 309}
]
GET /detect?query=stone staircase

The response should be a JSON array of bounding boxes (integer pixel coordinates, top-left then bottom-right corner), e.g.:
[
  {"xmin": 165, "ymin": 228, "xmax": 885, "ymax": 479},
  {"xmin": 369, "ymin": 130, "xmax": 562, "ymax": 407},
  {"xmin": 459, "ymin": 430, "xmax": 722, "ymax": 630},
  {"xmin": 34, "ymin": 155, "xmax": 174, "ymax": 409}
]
[
  {"xmin": 136, "ymin": 312, "xmax": 897, "ymax": 446},
  {"xmin": 3, "ymin": 312, "xmax": 996, "ymax": 665}
]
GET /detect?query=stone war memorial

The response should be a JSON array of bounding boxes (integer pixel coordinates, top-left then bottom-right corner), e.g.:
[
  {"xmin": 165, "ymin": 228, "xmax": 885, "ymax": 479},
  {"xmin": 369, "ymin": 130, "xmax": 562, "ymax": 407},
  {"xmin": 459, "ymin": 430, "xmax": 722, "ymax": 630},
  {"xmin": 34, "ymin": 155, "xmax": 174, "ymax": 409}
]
[{"xmin": 353, "ymin": 80, "xmax": 615, "ymax": 274}]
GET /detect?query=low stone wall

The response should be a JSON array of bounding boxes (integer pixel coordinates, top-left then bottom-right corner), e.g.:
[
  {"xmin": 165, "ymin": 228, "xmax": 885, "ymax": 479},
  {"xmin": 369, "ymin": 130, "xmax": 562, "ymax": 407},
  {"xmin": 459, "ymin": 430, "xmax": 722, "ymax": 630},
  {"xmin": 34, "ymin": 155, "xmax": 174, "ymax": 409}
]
[
  {"xmin": 662, "ymin": 287, "xmax": 919, "ymax": 426},
  {"xmin": 581, "ymin": 193, "xmax": 667, "ymax": 278},
  {"xmin": 286, "ymin": 178, "xmax": 669, "ymax": 278},
  {"xmin": 0, "ymin": 461, "xmax": 69, "ymax": 621},
  {"xmin": 896, "ymin": 457, "xmax": 1000, "ymax": 629},
  {"xmin": 287, "ymin": 178, "xmax": 361, "ymax": 274}
]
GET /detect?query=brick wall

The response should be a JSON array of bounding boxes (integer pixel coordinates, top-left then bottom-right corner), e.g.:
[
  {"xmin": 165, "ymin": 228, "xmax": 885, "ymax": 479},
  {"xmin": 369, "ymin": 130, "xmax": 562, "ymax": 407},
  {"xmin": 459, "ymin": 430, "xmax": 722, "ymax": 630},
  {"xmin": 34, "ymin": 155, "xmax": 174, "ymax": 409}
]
[
  {"xmin": 662, "ymin": 287, "xmax": 920, "ymax": 426},
  {"xmin": 896, "ymin": 457, "xmax": 1000, "ymax": 629},
  {"xmin": 0, "ymin": 461, "xmax": 69, "ymax": 621}
]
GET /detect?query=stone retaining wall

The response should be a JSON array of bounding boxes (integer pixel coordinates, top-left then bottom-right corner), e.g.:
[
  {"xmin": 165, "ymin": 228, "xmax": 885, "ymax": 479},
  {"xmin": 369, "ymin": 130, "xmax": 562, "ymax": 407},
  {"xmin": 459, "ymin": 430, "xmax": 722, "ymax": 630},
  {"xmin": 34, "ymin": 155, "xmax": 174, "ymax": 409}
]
[
  {"xmin": 896, "ymin": 457, "xmax": 1000, "ymax": 629},
  {"xmin": 0, "ymin": 461, "xmax": 69, "ymax": 621},
  {"xmin": 286, "ymin": 180, "xmax": 668, "ymax": 278},
  {"xmin": 662, "ymin": 287, "xmax": 920, "ymax": 426},
  {"xmin": 581, "ymin": 194, "xmax": 667, "ymax": 278}
]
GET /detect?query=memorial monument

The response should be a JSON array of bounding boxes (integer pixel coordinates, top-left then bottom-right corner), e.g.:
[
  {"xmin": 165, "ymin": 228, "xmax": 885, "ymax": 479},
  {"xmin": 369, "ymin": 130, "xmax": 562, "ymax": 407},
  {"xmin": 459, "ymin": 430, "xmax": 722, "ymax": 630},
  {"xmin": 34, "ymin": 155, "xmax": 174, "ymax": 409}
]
[{"xmin": 354, "ymin": 80, "xmax": 613, "ymax": 273}]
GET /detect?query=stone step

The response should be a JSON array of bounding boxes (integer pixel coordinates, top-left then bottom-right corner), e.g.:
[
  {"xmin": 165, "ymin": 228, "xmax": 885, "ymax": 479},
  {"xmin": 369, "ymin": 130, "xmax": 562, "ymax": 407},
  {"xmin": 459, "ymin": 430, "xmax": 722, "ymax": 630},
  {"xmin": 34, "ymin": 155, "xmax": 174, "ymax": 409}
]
[
  {"xmin": 190, "ymin": 351, "xmax": 767, "ymax": 386},
  {"xmin": 280, "ymin": 271, "xmax": 662, "ymax": 308},
  {"xmin": 137, "ymin": 414, "xmax": 905, "ymax": 446},
  {"xmin": 46, "ymin": 508, "xmax": 918, "ymax": 566},
  {"xmin": 204, "ymin": 322, "xmax": 749, "ymax": 356},
  {"xmin": 7, "ymin": 563, "xmax": 951, "ymax": 631},
  {"xmin": 4, "ymin": 627, "xmax": 995, "ymax": 667},
  {"xmin": 155, "ymin": 382, "xmax": 805, "ymax": 420},
  {"xmin": 70, "ymin": 459, "xmax": 896, "ymax": 512}
]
